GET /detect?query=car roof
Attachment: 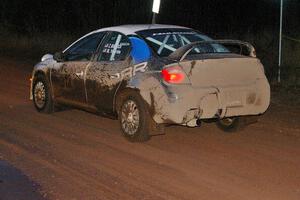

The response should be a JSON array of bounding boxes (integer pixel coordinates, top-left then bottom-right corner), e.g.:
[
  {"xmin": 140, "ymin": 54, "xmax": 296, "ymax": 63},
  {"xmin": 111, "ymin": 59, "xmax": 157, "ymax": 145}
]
[
  {"xmin": 63, "ymin": 24, "xmax": 191, "ymax": 53},
  {"xmin": 92, "ymin": 24, "xmax": 191, "ymax": 35}
]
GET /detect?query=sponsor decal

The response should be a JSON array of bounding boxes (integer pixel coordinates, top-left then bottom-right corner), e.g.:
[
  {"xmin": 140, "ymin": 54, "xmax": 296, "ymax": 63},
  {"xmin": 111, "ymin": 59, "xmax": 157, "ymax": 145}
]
[{"xmin": 110, "ymin": 62, "xmax": 148, "ymax": 80}]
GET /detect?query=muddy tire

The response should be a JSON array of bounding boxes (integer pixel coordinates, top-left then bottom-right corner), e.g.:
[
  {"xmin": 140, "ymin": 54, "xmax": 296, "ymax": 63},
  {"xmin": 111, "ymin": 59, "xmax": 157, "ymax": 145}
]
[
  {"xmin": 216, "ymin": 117, "xmax": 245, "ymax": 132},
  {"xmin": 118, "ymin": 92, "xmax": 150, "ymax": 142},
  {"xmin": 32, "ymin": 74, "xmax": 54, "ymax": 113}
]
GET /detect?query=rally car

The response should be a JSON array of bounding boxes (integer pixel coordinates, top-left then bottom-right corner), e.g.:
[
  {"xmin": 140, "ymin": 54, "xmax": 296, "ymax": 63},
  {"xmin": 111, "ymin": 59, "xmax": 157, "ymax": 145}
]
[{"xmin": 30, "ymin": 24, "xmax": 270, "ymax": 142}]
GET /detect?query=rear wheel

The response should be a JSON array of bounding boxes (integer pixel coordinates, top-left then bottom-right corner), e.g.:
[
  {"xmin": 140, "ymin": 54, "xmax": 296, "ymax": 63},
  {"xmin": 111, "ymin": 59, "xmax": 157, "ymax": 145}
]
[
  {"xmin": 118, "ymin": 92, "xmax": 150, "ymax": 142},
  {"xmin": 32, "ymin": 75, "xmax": 53, "ymax": 113},
  {"xmin": 216, "ymin": 117, "xmax": 245, "ymax": 132}
]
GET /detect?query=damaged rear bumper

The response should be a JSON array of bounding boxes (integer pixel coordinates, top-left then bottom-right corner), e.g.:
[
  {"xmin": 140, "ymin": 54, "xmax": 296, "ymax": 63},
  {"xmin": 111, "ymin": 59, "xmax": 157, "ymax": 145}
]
[{"xmin": 151, "ymin": 79, "xmax": 270, "ymax": 126}]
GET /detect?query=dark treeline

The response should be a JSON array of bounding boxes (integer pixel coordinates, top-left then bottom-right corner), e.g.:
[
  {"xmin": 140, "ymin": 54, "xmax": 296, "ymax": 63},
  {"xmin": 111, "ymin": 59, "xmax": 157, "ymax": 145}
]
[
  {"xmin": 0, "ymin": 0, "xmax": 299, "ymax": 81},
  {"xmin": 0, "ymin": 0, "xmax": 299, "ymax": 36}
]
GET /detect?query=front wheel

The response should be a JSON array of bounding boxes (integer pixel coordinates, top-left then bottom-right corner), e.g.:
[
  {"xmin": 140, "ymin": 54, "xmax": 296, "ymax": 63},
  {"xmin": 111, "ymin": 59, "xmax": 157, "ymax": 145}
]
[
  {"xmin": 118, "ymin": 92, "xmax": 150, "ymax": 142},
  {"xmin": 32, "ymin": 75, "xmax": 54, "ymax": 113},
  {"xmin": 216, "ymin": 117, "xmax": 245, "ymax": 132}
]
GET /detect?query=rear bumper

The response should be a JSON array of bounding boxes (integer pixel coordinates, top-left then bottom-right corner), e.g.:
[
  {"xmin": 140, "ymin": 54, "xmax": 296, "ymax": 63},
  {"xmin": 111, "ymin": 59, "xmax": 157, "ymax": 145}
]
[{"xmin": 152, "ymin": 79, "xmax": 270, "ymax": 125}]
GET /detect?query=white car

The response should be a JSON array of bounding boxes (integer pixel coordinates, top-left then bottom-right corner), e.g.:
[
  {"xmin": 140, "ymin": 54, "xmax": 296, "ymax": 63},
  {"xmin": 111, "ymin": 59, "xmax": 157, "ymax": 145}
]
[{"xmin": 30, "ymin": 24, "xmax": 270, "ymax": 142}]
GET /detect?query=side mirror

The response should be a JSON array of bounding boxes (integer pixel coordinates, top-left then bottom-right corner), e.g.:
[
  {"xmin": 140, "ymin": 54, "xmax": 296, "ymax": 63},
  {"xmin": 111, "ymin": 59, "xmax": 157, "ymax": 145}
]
[
  {"xmin": 53, "ymin": 52, "xmax": 65, "ymax": 62},
  {"xmin": 41, "ymin": 54, "xmax": 53, "ymax": 62}
]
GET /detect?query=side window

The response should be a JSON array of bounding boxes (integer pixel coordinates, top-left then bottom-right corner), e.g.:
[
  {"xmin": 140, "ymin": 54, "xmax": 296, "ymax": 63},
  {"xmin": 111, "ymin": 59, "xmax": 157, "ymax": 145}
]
[
  {"xmin": 98, "ymin": 32, "xmax": 131, "ymax": 62},
  {"xmin": 65, "ymin": 32, "xmax": 106, "ymax": 61}
]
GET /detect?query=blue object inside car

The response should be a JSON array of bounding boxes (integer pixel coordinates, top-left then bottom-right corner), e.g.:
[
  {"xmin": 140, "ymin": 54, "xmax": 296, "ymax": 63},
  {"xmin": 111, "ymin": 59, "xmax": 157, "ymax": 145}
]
[{"xmin": 129, "ymin": 37, "xmax": 151, "ymax": 64}]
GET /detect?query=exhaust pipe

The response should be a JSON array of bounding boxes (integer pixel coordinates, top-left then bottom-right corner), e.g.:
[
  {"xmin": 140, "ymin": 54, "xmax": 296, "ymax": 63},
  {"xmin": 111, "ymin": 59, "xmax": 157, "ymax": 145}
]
[{"xmin": 186, "ymin": 118, "xmax": 201, "ymax": 127}]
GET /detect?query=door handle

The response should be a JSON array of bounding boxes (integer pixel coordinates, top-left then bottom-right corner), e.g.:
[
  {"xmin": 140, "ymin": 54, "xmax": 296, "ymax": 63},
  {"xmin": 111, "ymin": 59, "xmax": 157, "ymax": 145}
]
[
  {"xmin": 109, "ymin": 73, "xmax": 120, "ymax": 79},
  {"xmin": 75, "ymin": 71, "xmax": 84, "ymax": 77}
]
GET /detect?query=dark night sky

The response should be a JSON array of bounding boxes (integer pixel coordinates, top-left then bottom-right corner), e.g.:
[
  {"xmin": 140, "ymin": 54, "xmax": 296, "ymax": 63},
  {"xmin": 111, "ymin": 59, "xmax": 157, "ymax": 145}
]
[{"xmin": 0, "ymin": 0, "xmax": 299, "ymax": 37}]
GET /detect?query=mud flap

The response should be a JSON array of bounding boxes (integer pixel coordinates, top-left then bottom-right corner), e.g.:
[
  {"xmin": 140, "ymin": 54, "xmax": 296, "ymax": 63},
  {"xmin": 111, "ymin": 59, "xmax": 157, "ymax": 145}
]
[{"xmin": 149, "ymin": 118, "xmax": 165, "ymax": 136}]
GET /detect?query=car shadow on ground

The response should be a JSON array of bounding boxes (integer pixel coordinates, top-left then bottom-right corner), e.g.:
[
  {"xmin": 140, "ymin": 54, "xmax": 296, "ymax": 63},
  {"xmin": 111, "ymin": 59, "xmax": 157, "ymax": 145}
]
[{"xmin": 0, "ymin": 160, "xmax": 46, "ymax": 200}]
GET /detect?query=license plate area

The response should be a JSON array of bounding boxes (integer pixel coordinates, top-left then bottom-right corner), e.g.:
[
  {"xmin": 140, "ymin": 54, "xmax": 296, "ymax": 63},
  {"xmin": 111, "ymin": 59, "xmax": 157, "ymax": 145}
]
[{"xmin": 223, "ymin": 90, "xmax": 245, "ymax": 107}]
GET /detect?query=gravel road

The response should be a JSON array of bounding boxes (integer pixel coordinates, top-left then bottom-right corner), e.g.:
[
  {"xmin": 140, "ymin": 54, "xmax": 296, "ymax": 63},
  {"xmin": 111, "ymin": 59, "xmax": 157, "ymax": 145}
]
[{"xmin": 0, "ymin": 58, "xmax": 299, "ymax": 200}]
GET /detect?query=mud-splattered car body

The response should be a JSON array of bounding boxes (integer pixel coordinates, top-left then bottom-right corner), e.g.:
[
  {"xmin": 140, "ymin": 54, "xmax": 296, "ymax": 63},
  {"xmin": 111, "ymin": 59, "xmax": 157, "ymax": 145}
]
[{"xmin": 30, "ymin": 24, "xmax": 270, "ymax": 140}]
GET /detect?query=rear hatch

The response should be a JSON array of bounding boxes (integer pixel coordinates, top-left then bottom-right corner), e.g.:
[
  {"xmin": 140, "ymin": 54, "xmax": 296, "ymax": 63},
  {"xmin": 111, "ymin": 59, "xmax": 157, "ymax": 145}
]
[
  {"xmin": 178, "ymin": 54, "xmax": 266, "ymax": 87},
  {"xmin": 178, "ymin": 54, "xmax": 270, "ymax": 118},
  {"xmin": 166, "ymin": 40, "xmax": 270, "ymax": 118}
]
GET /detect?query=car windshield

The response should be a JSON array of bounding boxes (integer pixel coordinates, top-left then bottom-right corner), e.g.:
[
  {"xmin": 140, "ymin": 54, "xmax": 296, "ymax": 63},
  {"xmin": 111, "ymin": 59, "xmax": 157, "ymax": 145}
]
[{"xmin": 136, "ymin": 28, "xmax": 229, "ymax": 57}]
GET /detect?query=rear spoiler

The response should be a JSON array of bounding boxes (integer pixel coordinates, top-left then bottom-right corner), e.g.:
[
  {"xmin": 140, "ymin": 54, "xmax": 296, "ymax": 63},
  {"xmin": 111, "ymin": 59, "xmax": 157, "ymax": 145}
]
[{"xmin": 168, "ymin": 40, "xmax": 256, "ymax": 61}]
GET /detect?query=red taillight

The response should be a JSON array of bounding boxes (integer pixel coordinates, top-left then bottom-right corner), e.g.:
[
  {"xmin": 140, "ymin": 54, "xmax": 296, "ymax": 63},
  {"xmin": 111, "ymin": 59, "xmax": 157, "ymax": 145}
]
[{"xmin": 161, "ymin": 66, "xmax": 185, "ymax": 84}]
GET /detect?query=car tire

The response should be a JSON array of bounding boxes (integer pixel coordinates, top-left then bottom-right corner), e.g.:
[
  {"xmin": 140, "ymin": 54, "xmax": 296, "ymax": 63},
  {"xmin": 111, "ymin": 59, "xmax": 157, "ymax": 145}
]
[
  {"xmin": 32, "ymin": 74, "xmax": 54, "ymax": 113},
  {"xmin": 118, "ymin": 92, "xmax": 150, "ymax": 142},
  {"xmin": 216, "ymin": 117, "xmax": 245, "ymax": 132}
]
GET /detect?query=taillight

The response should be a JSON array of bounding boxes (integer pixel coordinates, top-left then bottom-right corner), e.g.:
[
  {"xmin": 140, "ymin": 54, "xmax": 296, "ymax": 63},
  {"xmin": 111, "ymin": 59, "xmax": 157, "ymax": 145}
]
[{"xmin": 161, "ymin": 66, "xmax": 186, "ymax": 84}]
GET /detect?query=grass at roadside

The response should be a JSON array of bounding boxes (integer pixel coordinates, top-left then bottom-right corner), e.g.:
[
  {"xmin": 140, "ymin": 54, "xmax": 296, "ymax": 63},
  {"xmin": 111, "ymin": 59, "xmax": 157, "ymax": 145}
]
[{"xmin": 0, "ymin": 31, "xmax": 78, "ymax": 61}]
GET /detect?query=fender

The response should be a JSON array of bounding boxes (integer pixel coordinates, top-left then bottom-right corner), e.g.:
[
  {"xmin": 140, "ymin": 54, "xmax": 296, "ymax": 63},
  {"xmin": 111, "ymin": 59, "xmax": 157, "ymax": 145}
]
[
  {"xmin": 113, "ymin": 66, "xmax": 168, "ymax": 124},
  {"xmin": 30, "ymin": 60, "xmax": 54, "ymax": 100}
]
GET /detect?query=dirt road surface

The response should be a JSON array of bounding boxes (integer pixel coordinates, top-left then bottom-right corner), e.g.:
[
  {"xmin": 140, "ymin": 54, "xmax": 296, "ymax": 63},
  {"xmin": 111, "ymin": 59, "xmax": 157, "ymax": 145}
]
[{"xmin": 0, "ymin": 58, "xmax": 300, "ymax": 200}]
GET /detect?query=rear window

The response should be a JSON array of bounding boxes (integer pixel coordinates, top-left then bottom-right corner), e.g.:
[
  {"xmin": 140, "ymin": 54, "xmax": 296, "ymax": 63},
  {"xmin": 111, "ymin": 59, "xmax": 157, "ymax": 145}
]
[{"xmin": 136, "ymin": 28, "xmax": 229, "ymax": 57}]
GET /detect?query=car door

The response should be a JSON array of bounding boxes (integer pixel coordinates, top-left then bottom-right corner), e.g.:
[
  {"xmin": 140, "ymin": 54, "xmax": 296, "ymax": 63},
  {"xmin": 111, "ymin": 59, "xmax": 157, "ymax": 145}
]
[
  {"xmin": 51, "ymin": 32, "xmax": 106, "ymax": 104},
  {"xmin": 85, "ymin": 31, "xmax": 132, "ymax": 113}
]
